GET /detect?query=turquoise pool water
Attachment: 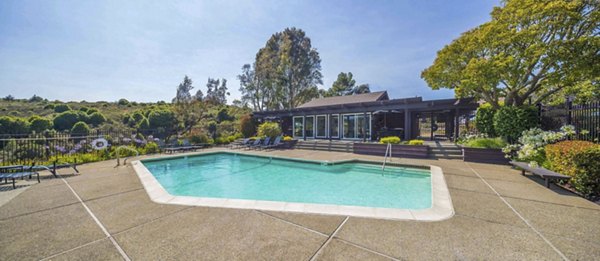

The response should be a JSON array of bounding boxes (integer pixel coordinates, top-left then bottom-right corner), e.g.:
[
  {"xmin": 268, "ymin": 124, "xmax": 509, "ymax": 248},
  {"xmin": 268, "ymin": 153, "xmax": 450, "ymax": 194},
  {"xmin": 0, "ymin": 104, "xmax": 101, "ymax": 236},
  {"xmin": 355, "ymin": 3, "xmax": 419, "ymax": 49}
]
[{"xmin": 142, "ymin": 153, "xmax": 432, "ymax": 209}]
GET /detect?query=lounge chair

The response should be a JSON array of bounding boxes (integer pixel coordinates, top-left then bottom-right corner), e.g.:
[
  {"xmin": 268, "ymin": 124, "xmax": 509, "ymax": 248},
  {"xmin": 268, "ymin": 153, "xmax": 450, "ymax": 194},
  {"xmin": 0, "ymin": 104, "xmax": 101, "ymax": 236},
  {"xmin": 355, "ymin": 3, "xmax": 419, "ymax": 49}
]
[
  {"xmin": 0, "ymin": 165, "xmax": 40, "ymax": 189},
  {"xmin": 264, "ymin": 136, "xmax": 283, "ymax": 150},
  {"xmin": 254, "ymin": 137, "xmax": 271, "ymax": 150},
  {"xmin": 230, "ymin": 138, "xmax": 250, "ymax": 149},
  {"xmin": 245, "ymin": 138, "xmax": 262, "ymax": 149}
]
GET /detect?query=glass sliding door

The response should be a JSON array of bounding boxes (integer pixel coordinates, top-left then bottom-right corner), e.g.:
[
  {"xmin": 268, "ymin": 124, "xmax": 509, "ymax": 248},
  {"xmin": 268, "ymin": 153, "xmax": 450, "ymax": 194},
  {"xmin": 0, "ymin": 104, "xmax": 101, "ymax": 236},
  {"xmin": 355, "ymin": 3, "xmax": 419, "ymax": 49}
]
[
  {"xmin": 293, "ymin": 117, "xmax": 304, "ymax": 138},
  {"xmin": 357, "ymin": 114, "xmax": 371, "ymax": 139},
  {"xmin": 342, "ymin": 113, "xmax": 371, "ymax": 139},
  {"xmin": 343, "ymin": 114, "xmax": 356, "ymax": 139},
  {"xmin": 329, "ymin": 115, "xmax": 339, "ymax": 138},
  {"xmin": 305, "ymin": 116, "xmax": 314, "ymax": 138},
  {"xmin": 316, "ymin": 115, "xmax": 327, "ymax": 138}
]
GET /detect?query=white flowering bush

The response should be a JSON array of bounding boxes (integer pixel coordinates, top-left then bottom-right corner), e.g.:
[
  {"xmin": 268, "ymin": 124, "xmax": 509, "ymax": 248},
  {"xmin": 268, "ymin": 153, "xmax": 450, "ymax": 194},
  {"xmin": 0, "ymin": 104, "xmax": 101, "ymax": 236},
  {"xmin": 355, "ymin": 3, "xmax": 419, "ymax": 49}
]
[
  {"xmin": 456, "ymin": 131, "xmax": 488, "ymax": 144},
  {"xmin": 503, "ymin": 125, "xmax": 576, "ymax": 167}
]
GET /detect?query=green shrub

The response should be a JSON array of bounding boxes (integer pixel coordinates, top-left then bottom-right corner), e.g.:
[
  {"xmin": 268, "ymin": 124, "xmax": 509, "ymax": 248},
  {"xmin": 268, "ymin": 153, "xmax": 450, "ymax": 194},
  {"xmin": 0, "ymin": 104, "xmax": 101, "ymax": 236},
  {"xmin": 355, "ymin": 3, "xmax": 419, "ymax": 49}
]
[
  {"xmin": 113, "ymin": 145, "xmax": 139, "ymax": 157},
  {"xmin": 408, "ymin": 139, "xmax": 424, "ymax": 146},
  {"xmin": 43, "ymin": 104, "xmax": 55, "ymax": 110},
  {"xmin": 545, "ymin": 141, "xmax": 597, "ymax": 178},
  {"xmin": 71, "ymin": 121, "xmax": 90, "ymax": 135},
  {"xmin": 86, "ymin": 108, "xmax": 99, "ymax": 115},
  {"xmin": 189, "ymin": 133, "xmax": 211, "ymax": 144},
  {"xmin": 87, "ymin": 112, "xmax": 107, "ymax": 126},
  {"xmin": 53, "ymin": 111, "xmax": 81, "ymax": 131},
  {"xmin": 118, "ymin": 98, "xmax": 129, "ymax": 106},
  {"xmin": 257, "ymin": 122, "xmax": 281, "ymax": 138},
  {"xmin": 572, "ymin": 147, "xmax": 600, "ymax": 198},
  {"xmin": 131, "ymin": 111, "xmax": 145, "ymax": 123},
  {"xmin": 137, "ymin": 117, "xmax": 150, "ymax": 130},
  {"xmin": 239, "ymin": 114, "xmax": 256, "ymax": 137},
  {"xmin": 226, "ymin": 133, "xmax": 243, "ymax": 143},
  {"xmin": 475, "ymin": 103, "xmax": 496, "ymax": 136},
  {"xmin": 379, "ymin": 136, "xmax": 401, "ymax": 144},
  {"xmin": 54, "ymin": 104, "xmax": 71, "ymax": 113},
  {"xmin": 216, "ymin": 108, "xmax": 233, "ymax": 123},
  {"xmin": 143, "ymin": 142, "xmax": 160, "ymax": 154},
  {"xmin": 148, "ymin": 109, "xmax": 178, "ymax": 132},
  {"xmin": 493, "ymin": 106, "xmax": 538, "ymax": 142},
  {"xmin": 79, "ymin": 107, "xmax": 89, "ymax": 113},
  {"xmin": 214, "ymin": 137, "xmax": 231, "ymax": 145},
  {"xmin": 29, "ymin": 116, "xmax": 53, "ymax": 133},
  {"xmin": 0, "ymin": 116, "xmax": 30, "ymax": 134},
  {"xmin": 464, "ymin": 137, "xmax": 507, "ymax": 149}
]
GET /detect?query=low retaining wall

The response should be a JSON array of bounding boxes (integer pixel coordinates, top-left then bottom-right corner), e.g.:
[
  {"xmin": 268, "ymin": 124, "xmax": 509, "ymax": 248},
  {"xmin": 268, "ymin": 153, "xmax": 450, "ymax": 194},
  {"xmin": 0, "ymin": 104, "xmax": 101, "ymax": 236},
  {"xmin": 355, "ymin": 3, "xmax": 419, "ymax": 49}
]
[
  {"xmin": 462, "ymin": 147, "xmax": 509, "ymax": 165},
  {"xmin": 353, "ymin": 143, "xmax": 429, "ymax": 158}
]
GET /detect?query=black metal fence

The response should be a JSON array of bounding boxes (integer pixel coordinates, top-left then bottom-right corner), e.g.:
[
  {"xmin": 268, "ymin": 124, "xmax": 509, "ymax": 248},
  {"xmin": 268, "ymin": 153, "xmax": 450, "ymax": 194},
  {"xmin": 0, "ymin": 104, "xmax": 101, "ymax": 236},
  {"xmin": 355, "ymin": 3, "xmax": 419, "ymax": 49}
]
[
  {"xmin": 0, "ymin": 129, "xmax": 167, "ymax": 166},
  {"xmin": 539, "ymin": 100, "xmax": 600, "ymax": 142}
]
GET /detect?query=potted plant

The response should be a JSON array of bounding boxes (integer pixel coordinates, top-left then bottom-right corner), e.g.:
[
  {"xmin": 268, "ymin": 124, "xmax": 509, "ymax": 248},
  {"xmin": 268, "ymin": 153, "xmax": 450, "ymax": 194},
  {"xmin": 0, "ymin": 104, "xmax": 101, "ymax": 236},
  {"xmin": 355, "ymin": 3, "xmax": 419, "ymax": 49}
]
[{"xmin": 281, "ymin": 135, "xmax": 297, "ymax": 149}]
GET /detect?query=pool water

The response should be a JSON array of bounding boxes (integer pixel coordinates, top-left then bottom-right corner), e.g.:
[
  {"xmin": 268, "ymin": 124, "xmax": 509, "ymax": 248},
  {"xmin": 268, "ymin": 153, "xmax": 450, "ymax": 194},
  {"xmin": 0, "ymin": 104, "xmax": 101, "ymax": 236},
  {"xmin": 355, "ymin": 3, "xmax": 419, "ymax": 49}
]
[{"xmin": 142, "ymin": 153, "xmax": 432, "ymax": 209}]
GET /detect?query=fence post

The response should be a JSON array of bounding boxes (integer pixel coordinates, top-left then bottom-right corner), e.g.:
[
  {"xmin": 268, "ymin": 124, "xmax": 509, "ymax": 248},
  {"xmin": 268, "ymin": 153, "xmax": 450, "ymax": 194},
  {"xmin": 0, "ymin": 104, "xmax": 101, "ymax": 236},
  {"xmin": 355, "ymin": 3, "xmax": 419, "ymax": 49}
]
[{"xmin": 566, "ymin": 98, "xmax": 573, "ymax": 125}]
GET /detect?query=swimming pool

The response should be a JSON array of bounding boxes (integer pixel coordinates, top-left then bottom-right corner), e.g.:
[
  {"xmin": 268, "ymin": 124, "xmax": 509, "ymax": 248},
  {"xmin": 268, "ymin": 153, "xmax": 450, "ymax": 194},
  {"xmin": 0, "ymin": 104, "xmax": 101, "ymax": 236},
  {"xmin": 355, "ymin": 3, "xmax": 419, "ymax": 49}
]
[{"xmin": 133, "ymin": 152, "xmax": 454, "ymax": 220}]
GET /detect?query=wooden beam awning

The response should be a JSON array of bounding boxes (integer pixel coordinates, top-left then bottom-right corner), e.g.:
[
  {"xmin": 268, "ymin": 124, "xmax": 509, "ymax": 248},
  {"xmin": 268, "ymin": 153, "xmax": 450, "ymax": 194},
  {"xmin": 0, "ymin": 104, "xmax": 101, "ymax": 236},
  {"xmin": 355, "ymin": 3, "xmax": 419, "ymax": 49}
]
[{"xmin": 253, "ymin": 97, "xmax": 479, "ymax": 118}]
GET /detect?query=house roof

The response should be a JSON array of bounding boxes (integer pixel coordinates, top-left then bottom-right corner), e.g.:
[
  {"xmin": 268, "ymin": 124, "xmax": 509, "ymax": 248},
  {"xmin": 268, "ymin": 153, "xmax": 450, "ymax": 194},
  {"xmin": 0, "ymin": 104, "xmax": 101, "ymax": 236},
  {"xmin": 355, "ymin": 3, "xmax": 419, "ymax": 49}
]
[{"xmin": 297, "ymin": 91, "xmax": 389, "ymax": 109}]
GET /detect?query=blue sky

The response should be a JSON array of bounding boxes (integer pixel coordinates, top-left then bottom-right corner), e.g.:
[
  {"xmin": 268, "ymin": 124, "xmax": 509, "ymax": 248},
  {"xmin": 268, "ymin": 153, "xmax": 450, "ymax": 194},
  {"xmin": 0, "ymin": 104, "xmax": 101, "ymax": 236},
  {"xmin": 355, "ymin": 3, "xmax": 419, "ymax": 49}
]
[{"xmin": 0, "ymin": 0, "xmax": 500, "ymax": 103}]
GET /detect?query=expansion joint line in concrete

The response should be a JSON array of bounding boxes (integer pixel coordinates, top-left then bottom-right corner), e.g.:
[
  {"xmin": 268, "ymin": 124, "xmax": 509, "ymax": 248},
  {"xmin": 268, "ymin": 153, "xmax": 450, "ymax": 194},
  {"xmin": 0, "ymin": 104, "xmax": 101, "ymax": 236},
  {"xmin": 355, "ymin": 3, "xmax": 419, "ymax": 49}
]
[
  {"xmin": 465, "ymin": 163, "xmax": 569, "ymax": 261},
  {"xmin": 256, "ymin": 211, "xmax": 399, "ymax": 260},
  {"xmin": 309, "ymin": 216, "xmax": 349, "ymax": 261},
  {"xmin": 57, "ymin": 174, "xmax": 132, "ymax": 261}
]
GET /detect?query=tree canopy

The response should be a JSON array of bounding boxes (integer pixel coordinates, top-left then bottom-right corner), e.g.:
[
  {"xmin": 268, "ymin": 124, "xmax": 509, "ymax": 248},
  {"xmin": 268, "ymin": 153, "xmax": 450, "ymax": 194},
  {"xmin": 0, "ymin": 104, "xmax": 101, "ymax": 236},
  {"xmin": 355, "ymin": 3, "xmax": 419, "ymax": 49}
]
[
  {"xmin": 421, "ymin": 0, "xmax": 599, "ymax": 108},
  {"xmin": 323, "ymin": 72, "xmax": 371, "ymax": 97},
  {"xmin": 253, "ymin": 27, "xmax": 323, "ymax": 110},
  {"xmin": 172, "ymin": 76, "xmax": 205, "ymax": 134},
  {"xmin": 205, "ymin": 78, "xmax": 229, "ymax": 105}
]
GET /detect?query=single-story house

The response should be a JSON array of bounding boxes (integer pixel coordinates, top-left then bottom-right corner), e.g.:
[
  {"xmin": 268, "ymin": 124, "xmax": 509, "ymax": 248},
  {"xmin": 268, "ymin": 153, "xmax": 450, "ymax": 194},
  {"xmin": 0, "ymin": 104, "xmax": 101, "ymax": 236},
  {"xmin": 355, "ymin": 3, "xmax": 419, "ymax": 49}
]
[{"xmin": 252, "ymin": 91, "xmax": 479, "ymax": 142}]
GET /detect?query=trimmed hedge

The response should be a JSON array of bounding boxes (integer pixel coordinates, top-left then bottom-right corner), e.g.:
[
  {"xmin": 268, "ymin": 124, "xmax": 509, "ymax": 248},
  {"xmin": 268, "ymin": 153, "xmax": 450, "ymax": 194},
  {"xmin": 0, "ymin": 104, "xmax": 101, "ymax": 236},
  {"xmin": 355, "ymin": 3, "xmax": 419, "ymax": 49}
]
[
  {"xmin": 464, "ymin": 137, "xmax": 506, "ymax": 149},
  {"xmin": 379, "ymin": 136, "xmax": 401, "ymax": 144},
  {"xmin": 493, "ymin": 106, "xmax": 538, "ymax": 142},
  {"xmin": 408, "ymin": 139, "xmax": 424, "ymax": 145},
  {"xmin": 475, "ymin": 103, "xmax": 496, "ymax": 136}
]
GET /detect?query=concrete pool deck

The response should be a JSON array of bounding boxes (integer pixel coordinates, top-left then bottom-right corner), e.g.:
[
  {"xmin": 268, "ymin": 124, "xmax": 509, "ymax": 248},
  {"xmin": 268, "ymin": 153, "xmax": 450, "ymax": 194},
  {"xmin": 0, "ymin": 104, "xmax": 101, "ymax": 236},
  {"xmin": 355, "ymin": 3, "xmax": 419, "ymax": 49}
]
[{"xmin": 1, "ymin": 148, "xmax": 599, "ymax": 260}]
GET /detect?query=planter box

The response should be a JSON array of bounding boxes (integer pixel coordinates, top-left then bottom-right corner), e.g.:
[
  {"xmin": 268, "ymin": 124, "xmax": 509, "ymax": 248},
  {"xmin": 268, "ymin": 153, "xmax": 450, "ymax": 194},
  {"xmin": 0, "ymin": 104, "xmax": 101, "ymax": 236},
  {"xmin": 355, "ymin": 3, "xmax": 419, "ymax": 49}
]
[
  {"xmin": 462, "ymin": 147, "xmax": 509, "ymax": 165},
  {"xmin": 353, "ymin": 143, "xmax": 429, "ymax": 158}
]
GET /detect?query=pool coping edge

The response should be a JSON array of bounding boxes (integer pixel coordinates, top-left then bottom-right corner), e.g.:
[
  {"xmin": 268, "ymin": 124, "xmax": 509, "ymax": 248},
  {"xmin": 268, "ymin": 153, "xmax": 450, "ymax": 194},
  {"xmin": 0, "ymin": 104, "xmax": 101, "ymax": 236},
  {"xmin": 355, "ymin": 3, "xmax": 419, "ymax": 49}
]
[{"xmin": 131, "ymin": 151, "xmax": 454, "ymax": 221}]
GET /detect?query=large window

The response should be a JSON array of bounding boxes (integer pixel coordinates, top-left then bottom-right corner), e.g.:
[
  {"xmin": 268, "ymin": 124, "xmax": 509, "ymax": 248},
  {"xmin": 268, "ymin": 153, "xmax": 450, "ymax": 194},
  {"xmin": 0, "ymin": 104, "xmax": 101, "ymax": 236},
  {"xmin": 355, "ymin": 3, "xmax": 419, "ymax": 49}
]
[
  {"xmin": 357, "ymin": 114, "xmax": 370, "ymax": 139},
  {"xmin": 305, "ymin": 116, "xmax": 314, "ymax": 138},
  {"xmin": 342, "ymin": 113, "xmax": 371, "ymax": 139},
  {"xmin": 293, "ymin": 117, "xmax": 303, "ymax": 138},
  {"xmin": 330, "ymin": 115, "xmax": 339, "ymax": 138},
  {"xmin": 316, "ymin": 115, "xmax": 327, "ymax": 138},
  {"xmin": 343, "ymin": 115, "xmax": 355, "ymax": 139}
]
